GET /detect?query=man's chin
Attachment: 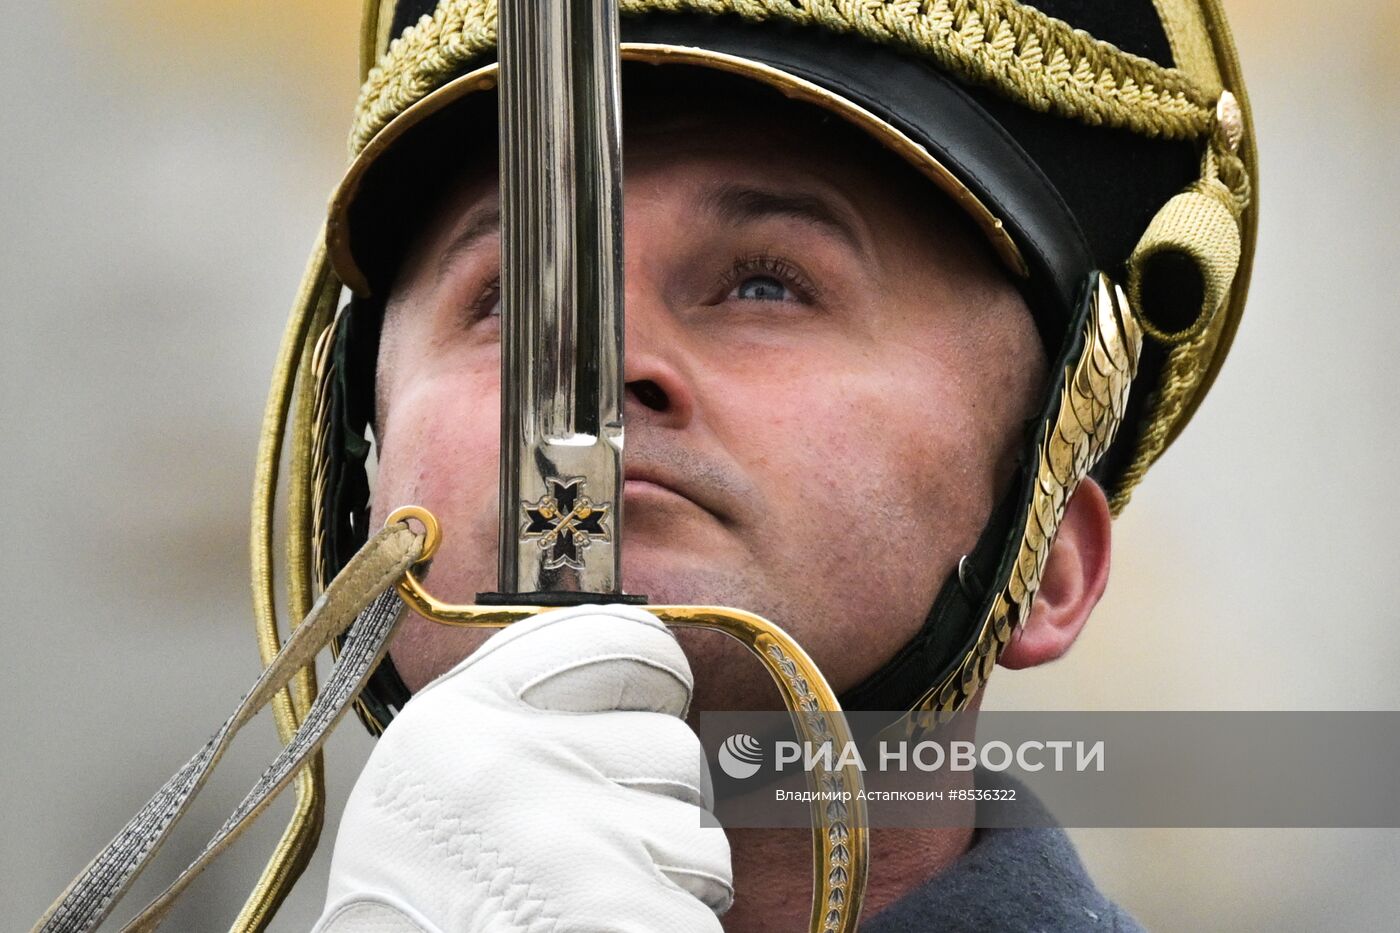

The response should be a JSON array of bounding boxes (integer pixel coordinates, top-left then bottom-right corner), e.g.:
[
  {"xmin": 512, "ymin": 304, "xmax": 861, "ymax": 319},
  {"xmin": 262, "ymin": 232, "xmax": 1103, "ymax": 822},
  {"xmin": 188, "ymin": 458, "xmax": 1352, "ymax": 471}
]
[
  {"xmin": 619, "ymin": 553, "xmax": 810, "ymax": 713},
  {"xmin": 618, "ymin": 542, "xmax": 745, "ymax": 603}
]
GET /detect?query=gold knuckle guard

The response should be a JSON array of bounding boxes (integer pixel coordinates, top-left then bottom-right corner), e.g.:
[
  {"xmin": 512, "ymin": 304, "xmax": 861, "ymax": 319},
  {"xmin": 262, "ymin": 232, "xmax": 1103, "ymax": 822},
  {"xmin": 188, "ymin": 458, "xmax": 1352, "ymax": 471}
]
[{"xmin": 387, "ymin": 507, "xmax": 870, "ymax": 933}]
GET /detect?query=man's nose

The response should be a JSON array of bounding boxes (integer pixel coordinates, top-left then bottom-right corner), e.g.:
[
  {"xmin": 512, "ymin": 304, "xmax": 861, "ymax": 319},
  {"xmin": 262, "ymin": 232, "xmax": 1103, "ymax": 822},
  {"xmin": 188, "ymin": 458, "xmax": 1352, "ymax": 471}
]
[{"xmin": 621, "ymin": 273, "xmax": 694, "ymax": 429}]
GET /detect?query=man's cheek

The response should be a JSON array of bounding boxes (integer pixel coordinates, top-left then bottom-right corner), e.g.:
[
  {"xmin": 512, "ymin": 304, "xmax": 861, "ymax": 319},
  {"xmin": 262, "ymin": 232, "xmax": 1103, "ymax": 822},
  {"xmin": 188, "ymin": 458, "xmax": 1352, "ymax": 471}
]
[
  {"xmin": 375, "ymin": 441, "xmax": 501, "ymax": 602},
  {"xmin": 788, "ymin": 375, "xmax": 972, "ymax": 555},
  {"xmin": 373, "ymin": 394, "xmax": 500, "ymax": 550}
]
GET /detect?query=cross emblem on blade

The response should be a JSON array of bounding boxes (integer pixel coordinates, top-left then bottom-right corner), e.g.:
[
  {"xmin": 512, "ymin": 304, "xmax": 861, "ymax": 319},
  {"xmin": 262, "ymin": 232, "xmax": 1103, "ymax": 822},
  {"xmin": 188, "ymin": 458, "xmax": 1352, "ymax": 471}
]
[{"xmin": 521, "ymin": 478, "xmax": 611, "ymax": 570}]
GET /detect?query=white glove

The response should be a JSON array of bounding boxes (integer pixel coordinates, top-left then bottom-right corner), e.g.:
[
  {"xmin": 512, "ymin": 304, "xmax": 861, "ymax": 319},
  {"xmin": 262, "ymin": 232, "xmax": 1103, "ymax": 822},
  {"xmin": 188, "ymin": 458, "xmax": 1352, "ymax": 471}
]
[{"xmin": 313, "ymin": 604, "xmax": 732, "ymax": 933}]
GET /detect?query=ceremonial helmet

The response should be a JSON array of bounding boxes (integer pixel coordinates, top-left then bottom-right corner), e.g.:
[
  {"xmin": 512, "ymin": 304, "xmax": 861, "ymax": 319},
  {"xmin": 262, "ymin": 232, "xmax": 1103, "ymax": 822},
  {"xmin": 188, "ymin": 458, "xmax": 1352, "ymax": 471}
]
[{"xmin": 245, "ymin": 0, "xmax": 1254, "ymax": 920}]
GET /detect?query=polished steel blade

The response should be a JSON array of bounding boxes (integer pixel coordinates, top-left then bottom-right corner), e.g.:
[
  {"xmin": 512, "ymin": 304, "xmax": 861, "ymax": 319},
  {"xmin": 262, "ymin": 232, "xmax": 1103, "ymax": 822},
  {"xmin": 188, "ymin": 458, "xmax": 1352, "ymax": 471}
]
[{"xmin": 497, "ymin": 0, "xmax": 625, "ymax": 597}]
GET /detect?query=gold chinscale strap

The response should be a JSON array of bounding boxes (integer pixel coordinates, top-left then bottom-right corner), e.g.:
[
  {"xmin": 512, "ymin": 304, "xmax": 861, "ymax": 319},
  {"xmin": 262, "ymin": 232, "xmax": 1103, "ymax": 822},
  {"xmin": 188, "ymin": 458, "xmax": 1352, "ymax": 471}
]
[
  {"xmin": 908, "ymin": 275, "xmax": 1143, "ymax": 720},
  {"xmin": 33, "ymin": 523, "xmax": 423, "ymax": 933}
]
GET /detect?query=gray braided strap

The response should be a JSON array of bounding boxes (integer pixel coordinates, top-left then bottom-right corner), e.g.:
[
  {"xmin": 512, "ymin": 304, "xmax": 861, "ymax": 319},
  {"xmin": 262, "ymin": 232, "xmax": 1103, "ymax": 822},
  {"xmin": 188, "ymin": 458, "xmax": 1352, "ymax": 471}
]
[
  {"xmin": 34, "ymin": 524, "xmax": 421, "ymax": 933},
  {"xmin": 36, "ymin": 721, "xmax": 231, "ymax": 932},
  {"xmin": 124, "ymin": 589, "xmax": 407, "ymax": 931}
]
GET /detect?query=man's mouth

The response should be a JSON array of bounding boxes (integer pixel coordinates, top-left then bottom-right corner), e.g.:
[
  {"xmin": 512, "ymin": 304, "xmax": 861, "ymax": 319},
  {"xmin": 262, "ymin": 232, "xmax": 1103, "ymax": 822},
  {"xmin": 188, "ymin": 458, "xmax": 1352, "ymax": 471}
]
[
  {"xmin": 624, "ymin": 476, "xmax": 680, "ymax": 496},
  {"xmin": 624, "ymin": 469, "xmax": 693, "ymax": 503},
  {"xmin": 623, "ymin": 465, "xmax": 729, "ymax": 523}
]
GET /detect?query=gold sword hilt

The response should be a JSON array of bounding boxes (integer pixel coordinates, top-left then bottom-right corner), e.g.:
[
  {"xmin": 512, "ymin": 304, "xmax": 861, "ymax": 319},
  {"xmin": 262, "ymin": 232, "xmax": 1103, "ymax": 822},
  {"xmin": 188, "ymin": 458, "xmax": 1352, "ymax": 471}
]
[{"xmin": 387, "ymin": 506, "xmax": 868, "ymax": 932}]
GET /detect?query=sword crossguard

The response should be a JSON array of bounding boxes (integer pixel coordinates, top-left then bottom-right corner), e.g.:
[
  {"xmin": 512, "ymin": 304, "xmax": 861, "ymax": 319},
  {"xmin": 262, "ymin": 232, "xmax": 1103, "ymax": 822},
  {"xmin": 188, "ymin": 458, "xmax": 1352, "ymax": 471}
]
[{"xmin": 385, "ymin": 506, "xmax": 869, "ymax": 933}]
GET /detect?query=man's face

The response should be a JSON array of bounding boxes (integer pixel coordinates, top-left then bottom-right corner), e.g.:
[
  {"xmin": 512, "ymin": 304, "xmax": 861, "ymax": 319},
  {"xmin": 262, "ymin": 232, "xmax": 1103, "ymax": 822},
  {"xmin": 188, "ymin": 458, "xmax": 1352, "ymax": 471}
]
[{"xmin": 371, "ymin": 87, "xmax": 1045, "ymax": 712}]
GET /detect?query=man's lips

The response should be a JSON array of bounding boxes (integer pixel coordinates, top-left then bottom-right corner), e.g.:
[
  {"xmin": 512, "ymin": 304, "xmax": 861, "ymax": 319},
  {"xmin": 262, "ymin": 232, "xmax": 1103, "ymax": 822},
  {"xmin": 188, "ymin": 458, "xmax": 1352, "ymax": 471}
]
[
  {"xmin": 623, "ymin": 467, "xmax": 727, "ymax": 521},
  {"xmin": 624, "ymin": 477, "xmax": 679, "ymax": 496},
  {"xmin": 624, "ymin": 470, "xmax": 691, "ymax": 502}
]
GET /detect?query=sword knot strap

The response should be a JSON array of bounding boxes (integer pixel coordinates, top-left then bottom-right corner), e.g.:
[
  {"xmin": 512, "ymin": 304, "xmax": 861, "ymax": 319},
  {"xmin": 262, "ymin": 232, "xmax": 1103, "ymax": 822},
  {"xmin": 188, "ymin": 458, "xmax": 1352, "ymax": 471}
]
[{"xmin": 34, "ymin": 523, "xmax": 423, "ymax": 933}]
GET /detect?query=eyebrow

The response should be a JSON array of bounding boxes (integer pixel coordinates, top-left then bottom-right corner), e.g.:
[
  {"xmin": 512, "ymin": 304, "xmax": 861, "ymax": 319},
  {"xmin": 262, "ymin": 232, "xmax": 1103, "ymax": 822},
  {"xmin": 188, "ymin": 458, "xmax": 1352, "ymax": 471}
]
[
  {"xmin": 431, "ymin": 182, "xmax": 868, "ymax": 283},
  {"xmin": 697, "ymin": 183, "xmax": 869, "ymax": 258},
  {"xmin": 435, "ymin": 205, "xmax": 500, "ymax": 284}
]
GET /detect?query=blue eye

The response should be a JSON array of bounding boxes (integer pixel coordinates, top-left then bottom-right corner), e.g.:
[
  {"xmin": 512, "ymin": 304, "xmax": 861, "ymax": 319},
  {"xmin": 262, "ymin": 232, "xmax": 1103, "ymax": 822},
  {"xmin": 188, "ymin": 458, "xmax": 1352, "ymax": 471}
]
[
  {"xmin": 732, "ymin": 275, "xmax": 793, "ymax": 302},
  {"xmin": 716, "ymin": 255, "xmax": 819, "ymax": 308}
]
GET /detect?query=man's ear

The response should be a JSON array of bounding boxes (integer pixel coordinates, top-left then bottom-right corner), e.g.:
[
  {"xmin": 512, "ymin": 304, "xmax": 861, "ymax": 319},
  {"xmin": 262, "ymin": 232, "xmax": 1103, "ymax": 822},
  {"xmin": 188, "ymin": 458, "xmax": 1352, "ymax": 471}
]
[{"xmin": 997, "ymin": 477, "xmax": 1112, "ymax": 670}]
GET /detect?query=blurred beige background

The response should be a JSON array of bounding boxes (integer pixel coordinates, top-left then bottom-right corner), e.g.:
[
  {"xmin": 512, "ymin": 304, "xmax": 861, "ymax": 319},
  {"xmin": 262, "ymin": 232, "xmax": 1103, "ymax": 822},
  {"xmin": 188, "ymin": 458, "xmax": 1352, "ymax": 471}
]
[{"xmin": 4, "ymin": 0, "xmax": 1398, "ymax": 929}]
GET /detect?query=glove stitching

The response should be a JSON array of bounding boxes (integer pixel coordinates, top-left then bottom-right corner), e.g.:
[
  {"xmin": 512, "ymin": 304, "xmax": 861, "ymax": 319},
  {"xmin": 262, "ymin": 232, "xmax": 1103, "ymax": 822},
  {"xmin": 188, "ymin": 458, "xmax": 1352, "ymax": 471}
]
[{"xmin": 373, "ymin": 771, "xmax": 566, "ymax": 931}]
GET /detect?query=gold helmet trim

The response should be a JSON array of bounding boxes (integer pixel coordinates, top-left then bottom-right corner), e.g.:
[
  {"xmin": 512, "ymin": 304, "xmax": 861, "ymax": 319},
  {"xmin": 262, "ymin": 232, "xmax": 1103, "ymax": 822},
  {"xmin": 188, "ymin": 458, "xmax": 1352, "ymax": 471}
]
[{"xmin": 326, "ymin": 43, "xmax": 1029, "ymax": 297}]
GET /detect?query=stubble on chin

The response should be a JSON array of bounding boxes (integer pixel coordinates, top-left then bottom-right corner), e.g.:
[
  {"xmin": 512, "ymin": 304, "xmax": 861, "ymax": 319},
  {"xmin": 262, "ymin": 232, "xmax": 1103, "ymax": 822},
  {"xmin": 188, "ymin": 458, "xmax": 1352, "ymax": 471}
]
[{"xmin": 639, "ymin": 561, "xmax": 813, "ymax": 715}]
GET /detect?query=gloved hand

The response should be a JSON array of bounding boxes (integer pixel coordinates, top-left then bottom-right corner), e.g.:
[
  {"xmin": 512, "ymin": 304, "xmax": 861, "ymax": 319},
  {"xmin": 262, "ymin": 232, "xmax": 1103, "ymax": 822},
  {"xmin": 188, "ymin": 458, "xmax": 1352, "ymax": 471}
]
[{"xmin": 312, "ymin": 604, "xmax": 732, "ymax": 932}]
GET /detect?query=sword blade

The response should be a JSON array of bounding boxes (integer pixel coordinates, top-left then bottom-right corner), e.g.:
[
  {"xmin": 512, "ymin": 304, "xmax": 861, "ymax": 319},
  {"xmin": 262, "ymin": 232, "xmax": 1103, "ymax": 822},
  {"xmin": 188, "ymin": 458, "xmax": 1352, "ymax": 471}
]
[{"xmin": 497, "ymin": 0, "xmax": 625, "ymax": 597}]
